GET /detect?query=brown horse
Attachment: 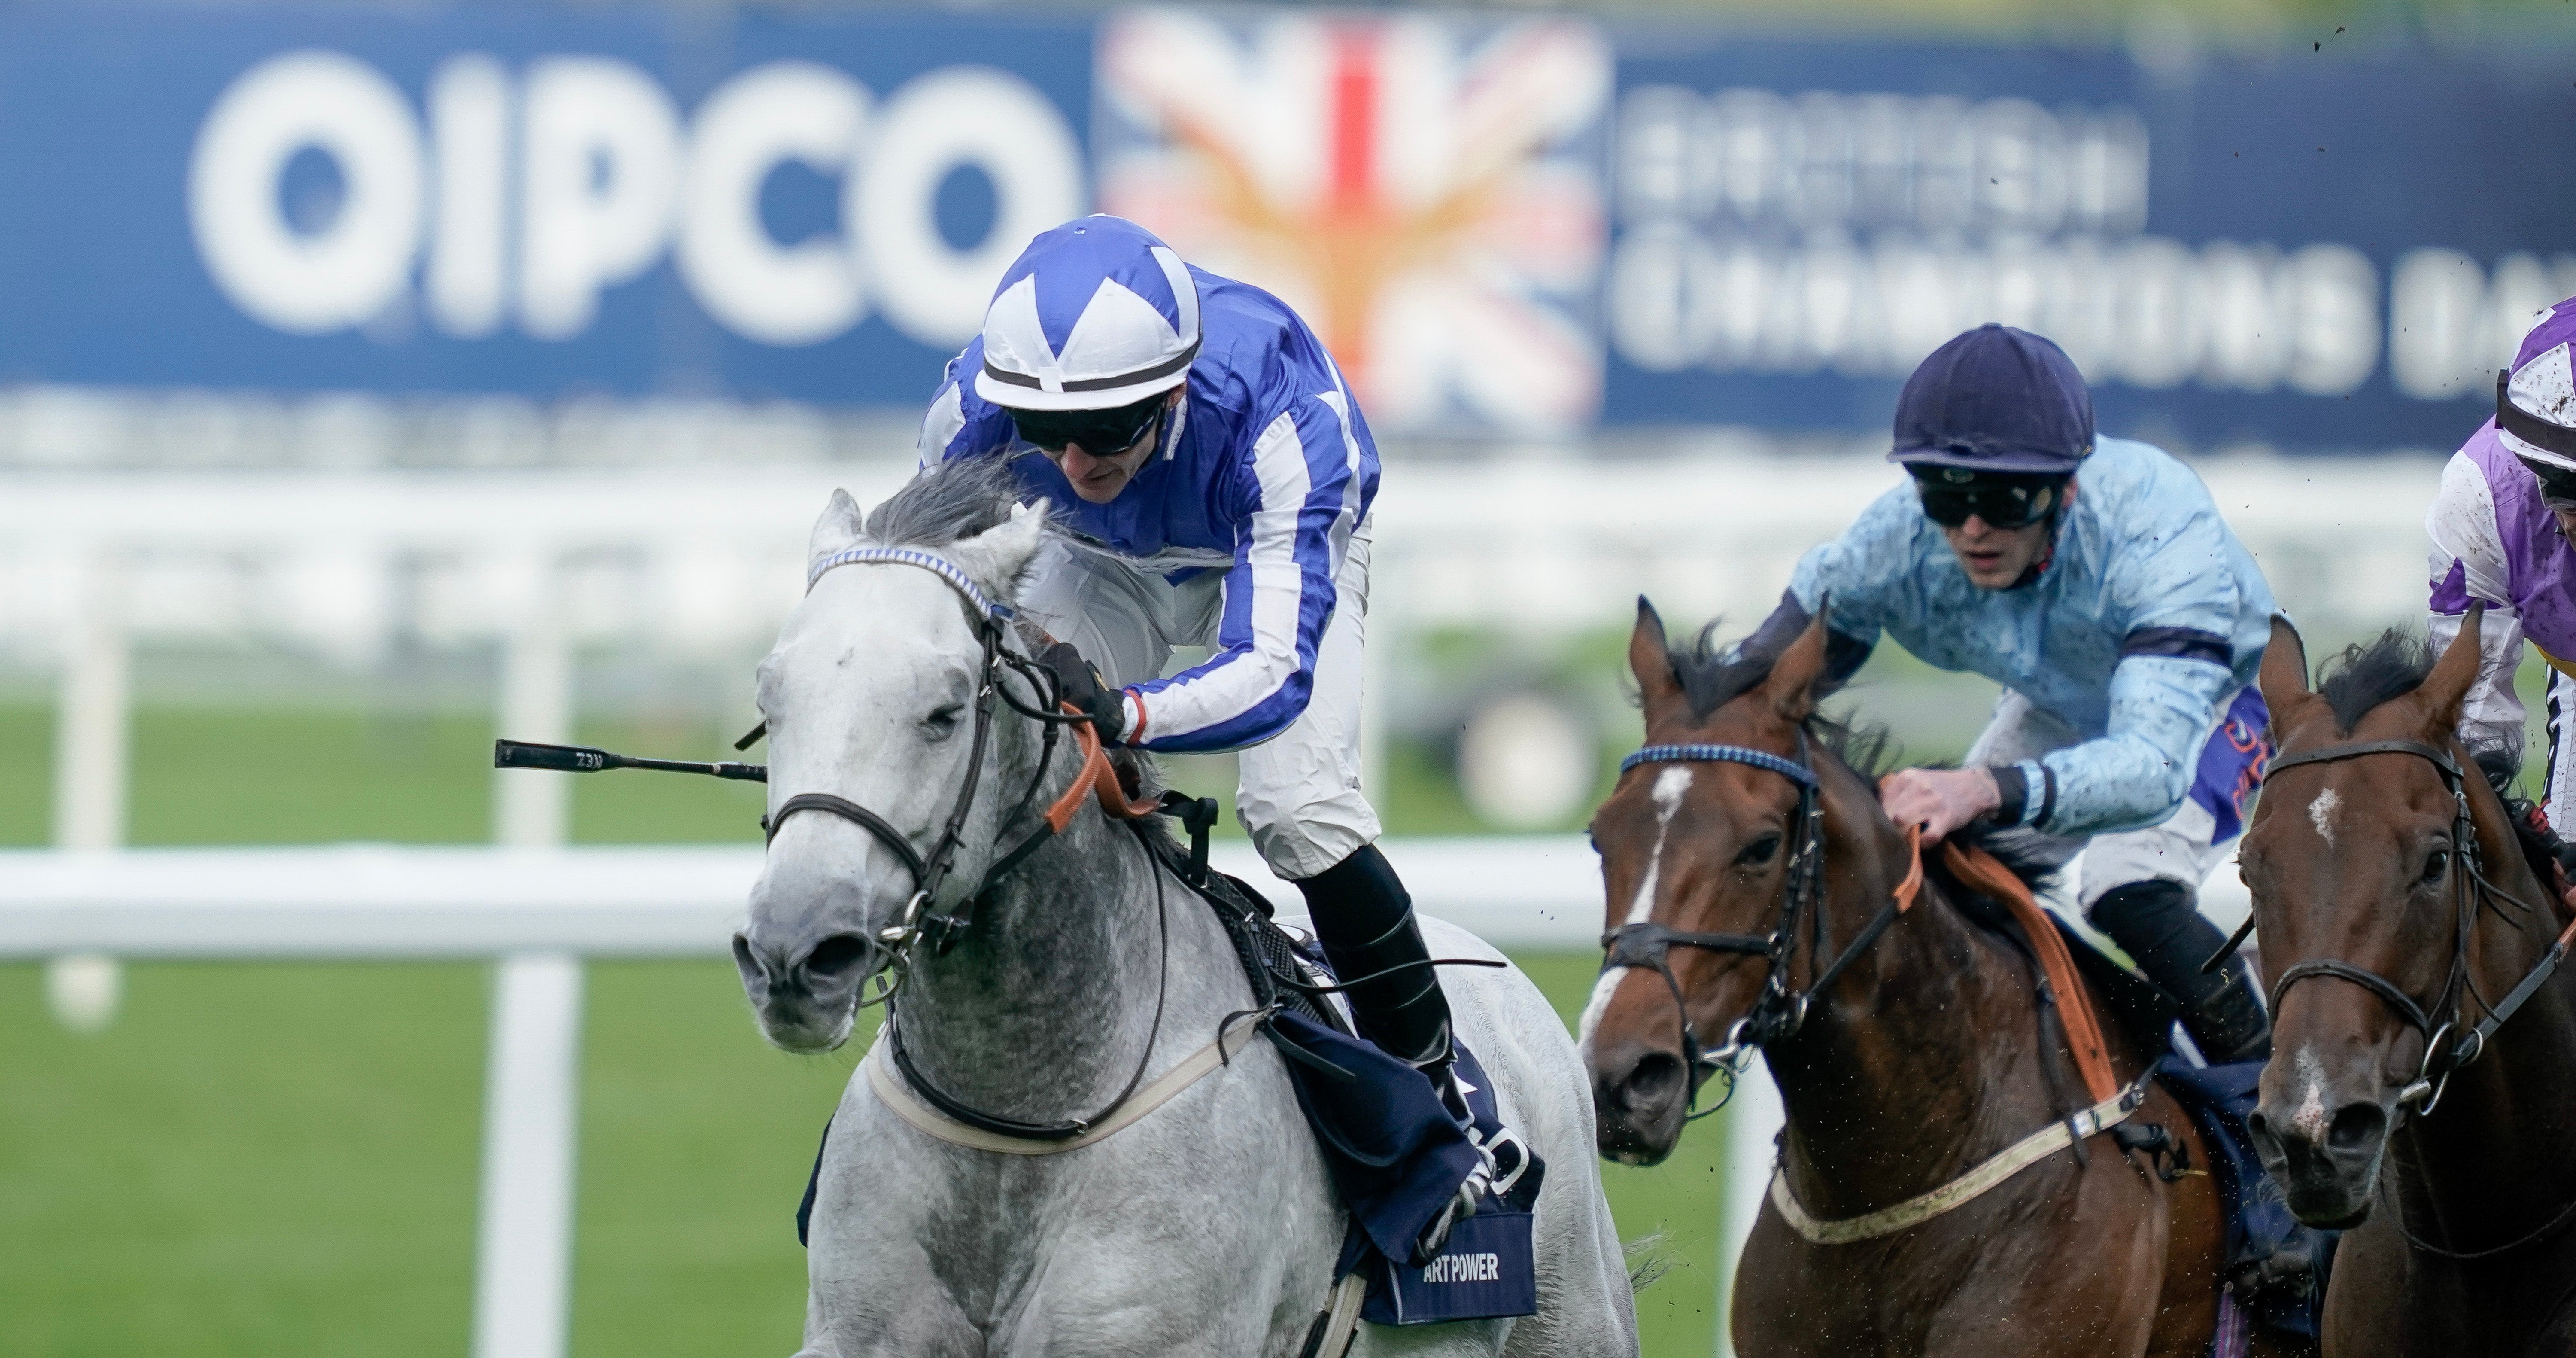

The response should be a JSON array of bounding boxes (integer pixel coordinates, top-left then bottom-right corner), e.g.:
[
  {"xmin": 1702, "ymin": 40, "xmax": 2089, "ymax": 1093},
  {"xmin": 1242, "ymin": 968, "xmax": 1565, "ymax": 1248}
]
[
  {"xmin": 2240, "ymin": 612, "xmax": 2576, "ymax": 1353},
  {"xmin": 1583, "ymin": 602, "xmax": 2305, "ymax": 1358}
]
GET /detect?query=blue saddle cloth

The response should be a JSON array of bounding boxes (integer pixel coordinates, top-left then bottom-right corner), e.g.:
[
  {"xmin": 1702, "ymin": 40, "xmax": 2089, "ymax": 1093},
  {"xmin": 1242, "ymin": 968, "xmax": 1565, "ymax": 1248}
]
[{"xmin": 1265, "ymin": 1011, "xmax": 1543, "ymax": 1325}]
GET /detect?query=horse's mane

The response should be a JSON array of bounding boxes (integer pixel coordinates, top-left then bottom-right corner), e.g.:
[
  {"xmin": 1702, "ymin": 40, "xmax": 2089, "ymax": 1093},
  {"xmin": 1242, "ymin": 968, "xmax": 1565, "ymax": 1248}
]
[
  {"xmin": 1659, "ymin": 619, "xmax": 2057, "ymax": 893},
  {"xmin": 2314, "ymin": 629, "xmax": 2563, "ymax": 890},
  {"xmin": 863, "ymin": 452, "xmax": 1031, "ymax": 550},
  {"xmin": 859, "ymin": 455, "xmax": 1172, "ymax": 815},
  {"xmin": 2316, "ymin": 629, "xmax": 2435, "ymax": 734}
]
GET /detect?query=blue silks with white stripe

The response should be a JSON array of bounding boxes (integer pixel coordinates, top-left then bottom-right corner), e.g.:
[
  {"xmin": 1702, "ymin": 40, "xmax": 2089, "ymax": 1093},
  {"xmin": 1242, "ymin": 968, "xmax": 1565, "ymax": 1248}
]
[{"xmin": 919, "ymin": 262, "xmax": 1377, "ymax": 755}]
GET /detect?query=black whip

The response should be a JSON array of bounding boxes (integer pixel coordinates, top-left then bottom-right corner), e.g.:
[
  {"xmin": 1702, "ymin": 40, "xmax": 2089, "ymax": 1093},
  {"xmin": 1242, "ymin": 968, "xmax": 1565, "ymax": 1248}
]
[{"xmin": 493, "ymin": 739, "xmax": 767, "ymax": 783}]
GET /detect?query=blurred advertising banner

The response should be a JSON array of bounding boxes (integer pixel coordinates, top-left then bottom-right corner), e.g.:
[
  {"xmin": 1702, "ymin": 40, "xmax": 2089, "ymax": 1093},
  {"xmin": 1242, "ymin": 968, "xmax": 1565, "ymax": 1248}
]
[
  {"xmin": 0, "ymin": 6, "xmax": 1093, "ymax": 406},
  {"xmin": 0, "ymin": 4, "xmax": 2565, "ymax": 448},
  {"xmin": 1602, "ymin": 33, "xmax": 2576, "ymax": 450}
]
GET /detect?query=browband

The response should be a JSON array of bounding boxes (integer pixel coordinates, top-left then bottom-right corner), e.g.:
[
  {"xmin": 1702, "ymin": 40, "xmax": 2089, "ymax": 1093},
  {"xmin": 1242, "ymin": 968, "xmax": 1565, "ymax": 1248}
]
[
  {"xmin": 2264, "ymin": 738, "xmax": 2461, "ymax": 785},
  {"xmin": 808, "ymin": 547, "xmax": 1014, "ymax": 622},
  {"xmin": 1621, "ymin": 743, "xmax": 1817, "ymax": 786}
]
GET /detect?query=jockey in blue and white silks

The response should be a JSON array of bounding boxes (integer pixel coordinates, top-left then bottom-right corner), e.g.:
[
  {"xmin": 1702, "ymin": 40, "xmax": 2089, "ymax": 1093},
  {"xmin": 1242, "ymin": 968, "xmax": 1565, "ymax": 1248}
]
[
  {"xmin": 920, "ymin": 221, "xmax": 1374, "ymax": 759},
  {"xmin": 1737, "ymin": 323, "xmax": 2281, "ymax": 1063},
  {"xmin": 914, "ymin": 218, "xmax": 1482, "ymax": 1215}
]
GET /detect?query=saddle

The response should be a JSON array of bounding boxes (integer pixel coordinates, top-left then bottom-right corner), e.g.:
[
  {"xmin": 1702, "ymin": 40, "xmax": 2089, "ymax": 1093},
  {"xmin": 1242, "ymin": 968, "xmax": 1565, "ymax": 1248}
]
[
  {"xmin": 1940, "ymin": 856, "xmax": 2331, "ymax": 1343},
  {"xmin": 1123, "ymin": 809, "xmax": 1545, "ymax": 1331}
]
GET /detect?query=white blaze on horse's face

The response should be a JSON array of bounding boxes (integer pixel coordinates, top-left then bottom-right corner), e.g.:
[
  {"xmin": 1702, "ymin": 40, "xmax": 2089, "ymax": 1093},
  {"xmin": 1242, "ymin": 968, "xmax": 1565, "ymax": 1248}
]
[
  {"xmin": 1580, "ymin": 766, "xmax": 1695, "ymax": 1053},
  {"xmin": 2307, "ymin": 787, "xmax": 2340, "ymax": 847},
  {"xmin": 733, "ymin": 490, "xmax": 1048, "ymax": 1054}
]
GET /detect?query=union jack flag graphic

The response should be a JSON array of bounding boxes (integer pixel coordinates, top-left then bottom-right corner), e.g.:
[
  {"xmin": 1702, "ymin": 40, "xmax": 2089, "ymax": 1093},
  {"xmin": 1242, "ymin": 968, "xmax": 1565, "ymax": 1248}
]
[{"xmin": 1096, "ymin": 9, "xmax": 1612, "ymax": 434}]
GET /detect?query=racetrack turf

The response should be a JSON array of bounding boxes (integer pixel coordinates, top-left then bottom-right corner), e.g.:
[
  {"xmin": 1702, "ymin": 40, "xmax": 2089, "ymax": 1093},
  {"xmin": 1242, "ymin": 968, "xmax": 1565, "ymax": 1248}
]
[{"xmin": 0, "ymin": 704, "xmax": 1738, "ymax": 1358}]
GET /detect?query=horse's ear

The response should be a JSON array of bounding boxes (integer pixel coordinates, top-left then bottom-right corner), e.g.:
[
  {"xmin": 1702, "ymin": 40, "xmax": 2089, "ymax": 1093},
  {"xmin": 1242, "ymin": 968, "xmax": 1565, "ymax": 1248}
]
[
  {"xmin": 808, "ymin": 489, "xmax": 866, "ymax": 568},
  {"xmin": 1761, "ymin": 598, "xmax": 1833, "ymax": 724},
  {"xmin": 2414, "ymin": 601, "xmax": 2487, "ymax": 732},
  {"xmin": 2257, "ymin": 614, "xmax": 2312, "ymax": 714},
  {"xmin": 949, "ymin": 499, "xmax": 1051, "ymax": 602},
  {"xmin": 1629, "ymin": 597, "xmax": 1681, "ymax": 712}
]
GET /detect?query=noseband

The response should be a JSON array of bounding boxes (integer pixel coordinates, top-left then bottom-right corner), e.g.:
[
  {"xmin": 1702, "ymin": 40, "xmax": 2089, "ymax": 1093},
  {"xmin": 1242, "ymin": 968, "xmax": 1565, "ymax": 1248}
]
[
  {"xmin": 2258, "ymin": 738, "xmax": 2573, "ymax": 1114},
  {"xmin": 1600, "ymin": 736, "xmax": 1919, "ymax": 1115}
]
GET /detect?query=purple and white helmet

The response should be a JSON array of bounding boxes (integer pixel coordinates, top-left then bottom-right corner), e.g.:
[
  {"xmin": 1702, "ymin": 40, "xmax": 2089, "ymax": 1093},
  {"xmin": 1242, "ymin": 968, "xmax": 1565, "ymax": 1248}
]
[
  {"xmin": 973, "ymin": 216, "xmax": 1201, "ymax": 413},
  {"xmin": 2496, "ymin": 298, "xmax": 2576, "ymax": 493}
]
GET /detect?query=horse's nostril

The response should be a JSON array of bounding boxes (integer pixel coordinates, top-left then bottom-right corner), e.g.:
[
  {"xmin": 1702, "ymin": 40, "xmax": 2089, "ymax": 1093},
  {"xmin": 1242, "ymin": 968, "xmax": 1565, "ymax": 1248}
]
[
  {"xmin": 804, "ymin": 934, "xmax": 875, "ymax": 982},
  {"xmin": 1622, "ymin": 1051, "xmax": 1686, "ymax": 1109},
  {"xmin": 2327, "ymin": 1100, "xmax": 2387, "ymax": 1154},
  {"xmin": 732, "ymin": 932, "xmax": 770, "ymax": 982}
]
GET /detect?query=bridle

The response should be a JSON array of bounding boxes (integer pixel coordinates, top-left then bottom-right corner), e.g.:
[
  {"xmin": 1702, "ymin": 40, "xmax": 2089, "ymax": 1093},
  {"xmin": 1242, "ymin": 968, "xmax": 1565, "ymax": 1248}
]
[
  {"xmin": 767, "ymin": 546, "xmax": 1159, "ymax": 974},
  {"xmin": 2250, "ymin": 738, "xmax": 2574, "ymax": 1116},
  {"xmin": 770, "ymin": 545, "xmax": 1178, "ymax": 1141},
  {"xmin": 1598, "ymin": 734, "xmax": 1921, "ymax": 1116}
]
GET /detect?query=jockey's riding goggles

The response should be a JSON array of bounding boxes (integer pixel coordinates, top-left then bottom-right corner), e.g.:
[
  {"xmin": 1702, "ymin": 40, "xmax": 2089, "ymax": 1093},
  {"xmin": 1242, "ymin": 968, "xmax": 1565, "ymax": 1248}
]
[
  {"xmin": 1910, "ymin": 467, "xmax": 2065, "ymax": 530},
  {"xmin": 1009, "ymin": 393, "xmax": 1166, "ymax": 459}
]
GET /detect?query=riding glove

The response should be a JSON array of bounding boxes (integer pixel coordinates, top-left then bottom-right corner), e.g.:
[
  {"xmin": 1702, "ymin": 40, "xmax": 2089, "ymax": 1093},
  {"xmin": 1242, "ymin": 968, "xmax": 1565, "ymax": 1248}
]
[{"xmin": 1037, "ymin": 641, "xmax": 1127, "ymax": 743}]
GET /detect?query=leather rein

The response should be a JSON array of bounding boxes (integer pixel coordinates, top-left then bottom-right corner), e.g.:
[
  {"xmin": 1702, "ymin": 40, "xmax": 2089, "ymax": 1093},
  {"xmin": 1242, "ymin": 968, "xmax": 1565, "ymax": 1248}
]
[
  {"xmin": 2247, "ymin": 738, "xmax": 2575, "ymax": 1118},
  {"xmin": 1598, "ymin": 737, "xmax": 1924, "ymax": 1115},
  {"xmin": 775, "ymin": 545, "xmax": 1177, "ymax": 1142}
]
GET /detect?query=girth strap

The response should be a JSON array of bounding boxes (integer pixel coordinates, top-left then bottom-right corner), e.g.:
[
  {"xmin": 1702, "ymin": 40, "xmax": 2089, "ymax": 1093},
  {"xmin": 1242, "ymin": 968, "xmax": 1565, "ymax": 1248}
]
[{"xmin": 1769, "ymin": 1068, "xmax": 2155, "ymax": 1245}]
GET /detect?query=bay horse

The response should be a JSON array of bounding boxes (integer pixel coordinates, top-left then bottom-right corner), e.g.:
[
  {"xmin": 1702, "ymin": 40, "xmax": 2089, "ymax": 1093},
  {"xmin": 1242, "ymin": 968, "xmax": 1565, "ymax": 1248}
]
[
  {"xmin": 2240, "ymin": 610, "xmax": 2576, "ymax": 1353},
  {"xmin": 729, "ymin": 457, "xmax": 1637, "ymax": 1356},
  {"xmin": 1584, "ymin": 601, "xmax": 2308, "ymax": 1358}
]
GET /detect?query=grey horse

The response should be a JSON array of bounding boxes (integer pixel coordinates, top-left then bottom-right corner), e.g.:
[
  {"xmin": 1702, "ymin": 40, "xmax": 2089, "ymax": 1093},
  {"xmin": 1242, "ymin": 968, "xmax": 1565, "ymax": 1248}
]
[{"xmin": 731, "ymin": 459, "xmax": 1637, "ymax": 1357}]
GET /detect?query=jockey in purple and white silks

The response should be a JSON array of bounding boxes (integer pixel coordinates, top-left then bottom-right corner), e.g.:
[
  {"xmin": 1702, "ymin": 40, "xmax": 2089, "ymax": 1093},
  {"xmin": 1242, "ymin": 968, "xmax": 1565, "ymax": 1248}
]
[
  {"xmin": 2428, "ymin": 299, "xmax": 2576, "ymax": 834},
  {"xmin": 914, "ymin": 216, "xmax": 1475, "ymax": 1121},
  {"xmin": 1734, "ymin": 324, "xmax": 2280, "ymax": 1063}
]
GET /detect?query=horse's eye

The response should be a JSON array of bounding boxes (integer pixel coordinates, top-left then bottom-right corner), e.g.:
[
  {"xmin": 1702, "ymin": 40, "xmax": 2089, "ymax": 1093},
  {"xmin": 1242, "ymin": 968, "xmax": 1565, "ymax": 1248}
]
[
  {"xmin": 2421, "ymin": 849, "xmax": 2450, "ymax": 886},
  {"xmin": 923, "ymin": 704, "xmax": 964, "ymax": 739},
  {"xmin": 1586, "ymin": 829, "xmax": 1602, "ymax": 856},
  {"xmin": 1735, "ymin": 834, "xmax": 1782, "ymax": 869}
]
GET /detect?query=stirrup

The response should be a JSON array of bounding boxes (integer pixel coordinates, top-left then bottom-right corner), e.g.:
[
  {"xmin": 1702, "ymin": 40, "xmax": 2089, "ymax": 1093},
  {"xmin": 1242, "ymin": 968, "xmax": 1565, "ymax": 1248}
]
[{"xmin": 1413, "ymin": 1132, "xmax": 1497, "ymax": 1263}]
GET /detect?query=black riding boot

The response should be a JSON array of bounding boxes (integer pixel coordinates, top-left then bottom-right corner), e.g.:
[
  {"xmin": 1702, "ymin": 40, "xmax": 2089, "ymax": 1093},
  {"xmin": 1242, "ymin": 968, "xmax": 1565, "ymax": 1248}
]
[
  {"xmin": 1297, "ymin": 843, "xmax": 1455, "ymax": 1072},
  {"xmin": 2092, "ymin": 879, "xmax": 2272, "ymax": 1064},
  {"xmin": 1300, "ymin": 843, "xmax": 1492, "ymax": 1260}
]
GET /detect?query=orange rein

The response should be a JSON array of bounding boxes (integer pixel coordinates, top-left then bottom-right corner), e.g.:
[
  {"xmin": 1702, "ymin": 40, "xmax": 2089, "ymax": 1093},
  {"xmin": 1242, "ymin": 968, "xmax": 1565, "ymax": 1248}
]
[
  {"xmin": 1934, "ymin": 838, "xmax": 2120, "ymax": 1104},
  {"xmin": 1041, "ymin": 702, "xmax": 1163, "ymax": 833}
]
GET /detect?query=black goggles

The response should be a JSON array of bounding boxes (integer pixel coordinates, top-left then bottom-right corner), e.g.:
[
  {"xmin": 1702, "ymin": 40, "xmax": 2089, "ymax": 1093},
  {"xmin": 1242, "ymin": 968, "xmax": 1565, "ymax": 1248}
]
[
  {"xmin": 1910, "ymin": 468, "xmax": 2066, "ymax": 530},
  {"xmin": 1008, "ymin": 395, "xmax": 1165, "ymax": 457},
  {"xmin": 2518, "ymin": 455, "xmax": 2576, "ymax": 509}
]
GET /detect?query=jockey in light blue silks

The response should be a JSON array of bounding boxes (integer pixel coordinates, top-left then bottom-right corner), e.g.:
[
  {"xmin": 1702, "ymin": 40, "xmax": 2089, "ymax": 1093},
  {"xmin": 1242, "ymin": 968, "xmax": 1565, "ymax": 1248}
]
[
  {"xmin": 1734, "ymin": 323, "xmax": 2279, "ymax": 1063},
  {"xmin": 915, "ymin": 216, "xmax": 1473, "ymax": 1100}
]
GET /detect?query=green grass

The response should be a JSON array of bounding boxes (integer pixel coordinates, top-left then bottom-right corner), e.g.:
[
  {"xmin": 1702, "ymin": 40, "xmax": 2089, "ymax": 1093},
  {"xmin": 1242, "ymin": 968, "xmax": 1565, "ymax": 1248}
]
[
  {"xmin": 0, "ymin": 956, "xmax": 1731, "ymax": 1358},
  {"xmin": 0, "ymin": 701, "xmax": 1734, "ymax": 1358}
]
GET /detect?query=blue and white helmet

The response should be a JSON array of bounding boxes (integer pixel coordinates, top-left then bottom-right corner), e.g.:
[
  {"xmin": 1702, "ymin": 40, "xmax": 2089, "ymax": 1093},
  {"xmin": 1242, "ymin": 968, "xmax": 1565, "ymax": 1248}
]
[{"xmin": 974, "ymin": 216, "xmax": 1202, "ymax": 412}]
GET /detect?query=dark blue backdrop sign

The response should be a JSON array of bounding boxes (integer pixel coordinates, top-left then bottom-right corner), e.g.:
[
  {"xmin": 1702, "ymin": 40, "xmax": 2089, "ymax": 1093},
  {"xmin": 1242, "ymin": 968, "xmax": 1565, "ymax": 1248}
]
[
  {"xmin": 0, "ymin": 3, "xmax": 2561, "ymax": 449},
  {"xmin": 1603, "ymin": 29, "xmax": 2576, "ymax": 450},
  {"xmin": 0, "ymin": 4, "xmax": 1093, "ymax": 406}
]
